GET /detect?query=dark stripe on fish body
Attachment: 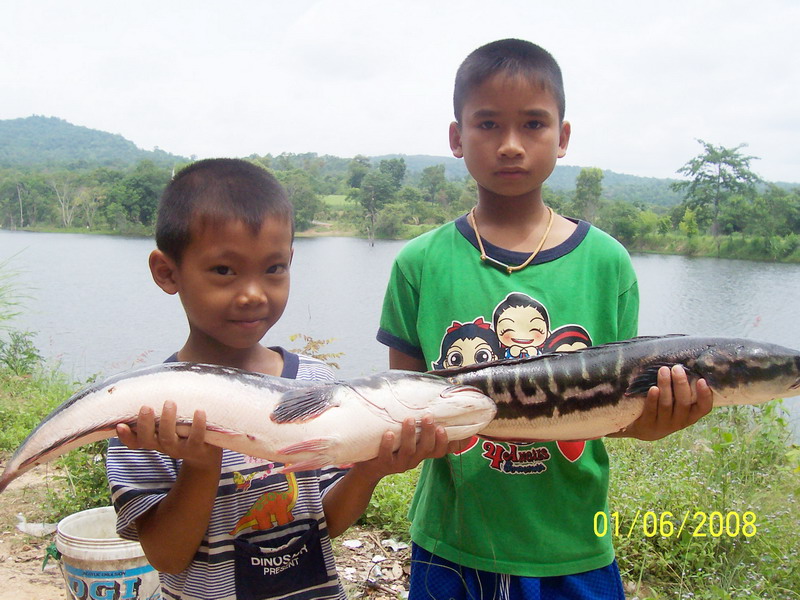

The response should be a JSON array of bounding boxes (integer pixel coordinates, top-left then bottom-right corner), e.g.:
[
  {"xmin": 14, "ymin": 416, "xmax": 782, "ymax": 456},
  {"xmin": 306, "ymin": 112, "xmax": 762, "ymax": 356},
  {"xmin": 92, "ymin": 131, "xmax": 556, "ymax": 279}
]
[
  {"xmin": 519, "ymin": 372, "xmax": 539, "ymax": 398},
  {"xmin": 555, "ymin": 381, "xmax": 629, "ymax": 416},
  {"xmin": 490, "ymin": 371, "xmax": 508, "ymax": 399},
  {"xmin": 494, "ymin": 397, "xmax": 556, "ymax": 420},
  {"xmin": 712, "ymin": 354, "xmax": 793, "ymax": 390}
]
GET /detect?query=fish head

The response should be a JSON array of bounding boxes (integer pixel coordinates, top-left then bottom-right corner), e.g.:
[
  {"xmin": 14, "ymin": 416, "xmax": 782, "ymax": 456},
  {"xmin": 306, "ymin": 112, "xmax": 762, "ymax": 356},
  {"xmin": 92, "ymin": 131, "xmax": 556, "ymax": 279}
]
[
  {"xmin": 365, "ymin": 371, "xmax": 497, "ymax": 431},
  {"xmin": 693, "ymin": 339, "xmax": 800, "ymax": 405}
]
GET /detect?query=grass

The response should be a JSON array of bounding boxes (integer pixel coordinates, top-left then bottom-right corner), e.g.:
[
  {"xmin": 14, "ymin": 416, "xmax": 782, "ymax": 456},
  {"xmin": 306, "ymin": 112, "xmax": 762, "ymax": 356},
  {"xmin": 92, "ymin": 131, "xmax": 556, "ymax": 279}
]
[
  {"xmin": 0, "ymin": 336, "xmax": 110, "ymax": 521},
  {"xmin": 321, "ymin": 194, "xmax": 350, "ymax": 207},
  {"xmin": 632, "ymin": 233, "xmax": 800, "ymax": 263},
  {"xmin": 606, "ymin": 402, "xmax": 800, "ymax": 599}
]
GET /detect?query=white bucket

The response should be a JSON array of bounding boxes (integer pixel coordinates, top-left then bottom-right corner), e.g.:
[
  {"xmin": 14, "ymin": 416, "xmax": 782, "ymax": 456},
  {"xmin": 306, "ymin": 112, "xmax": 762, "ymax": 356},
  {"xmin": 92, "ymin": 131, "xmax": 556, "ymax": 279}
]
[{"xmin": 56, "ymin": 506, "xmax": 161, "ymax": 600}]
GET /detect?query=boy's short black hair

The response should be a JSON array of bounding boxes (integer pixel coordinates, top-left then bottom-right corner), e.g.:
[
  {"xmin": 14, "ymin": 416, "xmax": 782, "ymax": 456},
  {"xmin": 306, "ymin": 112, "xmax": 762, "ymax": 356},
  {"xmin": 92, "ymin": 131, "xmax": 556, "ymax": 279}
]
[
  {"xmin": 453, "ymin": 39, "xmax": 566, "ymax": 124},
  {"xmin": 156, "ymin": 158, "xmax": 294, "ymax": 262}
]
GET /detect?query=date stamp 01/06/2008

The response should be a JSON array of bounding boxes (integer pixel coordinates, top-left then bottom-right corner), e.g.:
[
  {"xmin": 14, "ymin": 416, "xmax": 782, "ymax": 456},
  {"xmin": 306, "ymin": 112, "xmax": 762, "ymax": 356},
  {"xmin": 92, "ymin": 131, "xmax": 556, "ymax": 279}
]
[{"xmin": 593, "ymin": 510, "xmax": 758, "ymax": 539}]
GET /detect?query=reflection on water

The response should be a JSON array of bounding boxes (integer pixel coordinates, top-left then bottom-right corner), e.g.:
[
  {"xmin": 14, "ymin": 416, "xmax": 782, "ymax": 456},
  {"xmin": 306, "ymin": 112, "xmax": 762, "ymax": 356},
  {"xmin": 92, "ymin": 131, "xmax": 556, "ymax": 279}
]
[{"xmin": 1, "ymin": 231, "xmax": 798, "ymax": 438}]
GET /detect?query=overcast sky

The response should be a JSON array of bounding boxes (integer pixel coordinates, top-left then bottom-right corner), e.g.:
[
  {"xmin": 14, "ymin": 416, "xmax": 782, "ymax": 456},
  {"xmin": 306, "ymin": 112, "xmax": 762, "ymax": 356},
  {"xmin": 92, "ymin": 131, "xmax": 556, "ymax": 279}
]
[{"xmin": 2, "ymin": 0, "xmax": 798, "ymax": 182}]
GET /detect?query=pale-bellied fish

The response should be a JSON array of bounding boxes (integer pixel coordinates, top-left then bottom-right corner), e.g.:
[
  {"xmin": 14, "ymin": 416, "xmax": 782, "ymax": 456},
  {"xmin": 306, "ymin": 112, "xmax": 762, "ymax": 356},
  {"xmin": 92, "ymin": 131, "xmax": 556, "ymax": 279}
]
[
  {"xmin": 0, "ymin": 363, "xmax": 496, "ymax": 492},
  {"xmin": 431, "ymin": 335, "xmax": 800, "ymax": 442}
]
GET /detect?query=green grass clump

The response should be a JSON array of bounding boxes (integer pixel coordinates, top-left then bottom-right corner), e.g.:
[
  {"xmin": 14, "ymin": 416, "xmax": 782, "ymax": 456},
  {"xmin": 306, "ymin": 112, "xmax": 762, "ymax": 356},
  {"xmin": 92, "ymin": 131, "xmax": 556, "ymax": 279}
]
[
  {"xmin": 607, "ymin": 401, "xmax": 800, "ymax": 599},
  {"xmin": 0, "ymin": 368, "xmax": 76, "ymax": 452},
  {"xmin": 359, "ymin": 467, "xmax": 420, "ymax": 538},
  {"xmin": 0, "ymin": 331, "xmax": 110, "ymax": 520}
]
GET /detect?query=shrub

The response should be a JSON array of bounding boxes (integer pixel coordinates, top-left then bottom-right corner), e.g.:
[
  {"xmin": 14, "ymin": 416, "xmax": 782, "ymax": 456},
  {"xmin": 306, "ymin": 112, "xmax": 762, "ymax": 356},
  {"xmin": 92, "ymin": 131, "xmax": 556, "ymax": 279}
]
[
  {"xmin": 0, "ymin": 330, "xmax": 42, "ymax": 375},
  {"xmin": 606, "ymin": 401, "xmax": 800, "ymax": 598}
]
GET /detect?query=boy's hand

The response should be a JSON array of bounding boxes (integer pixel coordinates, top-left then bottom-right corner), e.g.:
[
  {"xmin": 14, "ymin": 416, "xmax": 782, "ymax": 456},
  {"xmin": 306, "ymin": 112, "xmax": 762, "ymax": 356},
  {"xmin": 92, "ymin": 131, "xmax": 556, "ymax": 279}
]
[
  {"xmin": 349, "ymin": 415, "xmax": 450, "ymax": 483},
  {"xmin": 618, "ymin": 365, "xmax": 713, "ymax": 441},
  {"xmin": 115, "ymin": 401, "xmax": 222, "ymax": 468}
]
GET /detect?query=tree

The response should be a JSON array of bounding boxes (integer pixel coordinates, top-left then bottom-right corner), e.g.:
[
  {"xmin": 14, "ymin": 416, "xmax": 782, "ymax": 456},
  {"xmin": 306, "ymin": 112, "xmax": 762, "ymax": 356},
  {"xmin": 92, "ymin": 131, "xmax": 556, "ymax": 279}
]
[
  {"xmin": 672, "ymin": 140, "xmax": 762, "ymax": 238},
  {"xmin": 275, "ymin": 169, "xmax": 322, "ymax": 231},
  {"xmin": 50, "ymin": 174, "xmax": 79, "ymax": 228},
  {"xmin": 346, "ymin": 155, "xmax": 371, "ymax": 189},
  {"xmin": 354, "ymin": 170, "xmax": 395, "ymax": 245},
  {"xmin": 596, "ymin": 200, "xmax": 638, "ymax": 245},
  {"xmin": 107, "ymin": 160, "xmax": 170, "ymax": 228},
  {"xmin": 679, "ymin": 208, "xmax": 699, "ymax": 238},
  {"xmin": 419, "ymin": 165, "xmax": 446, "ymax": 202},
  {"xmin": 573, "ymin": 167, "xmax": 603, "ymax": 223},
  {"xmin": 378, "ymin": 158, "xmax": 406, "ymax": 190}
]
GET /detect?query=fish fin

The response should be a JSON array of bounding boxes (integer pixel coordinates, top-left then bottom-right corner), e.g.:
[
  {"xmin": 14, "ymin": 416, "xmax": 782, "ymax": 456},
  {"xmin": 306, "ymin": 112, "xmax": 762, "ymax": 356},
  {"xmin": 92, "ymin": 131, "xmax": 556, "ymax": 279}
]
[
  {"xmin": 626, "ymin": 363, "xmax": 680, "ymax": 396},
  {"xmin": 278, "ymin": 437, "xmax": 338, "ymax": 455},
  {"xmin": 271, "ymin": 385, "xmax": 340, "ymax": 423},
  {"xmin": 281, "ymin": 456, "xmax": 334, "ymax": 473}
]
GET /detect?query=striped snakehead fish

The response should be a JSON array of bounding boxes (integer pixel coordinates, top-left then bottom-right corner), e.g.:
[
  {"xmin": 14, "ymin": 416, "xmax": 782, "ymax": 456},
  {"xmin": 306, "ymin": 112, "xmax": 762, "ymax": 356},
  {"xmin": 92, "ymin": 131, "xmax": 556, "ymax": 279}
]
[{"xmin": 430, "ymin": 335, "xmax": 800, "ymax": 442}]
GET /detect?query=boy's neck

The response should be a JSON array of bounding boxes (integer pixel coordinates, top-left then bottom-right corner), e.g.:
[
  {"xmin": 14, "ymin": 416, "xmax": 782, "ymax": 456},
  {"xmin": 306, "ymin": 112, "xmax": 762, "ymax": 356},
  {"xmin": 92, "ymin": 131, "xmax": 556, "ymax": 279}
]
[
  {"xmin": 472, "ymin": 191, "xmax": 576, "ymax": 253},
  {"xmin": 475, "ymin": 190, "xmax": 544, "ymax": 222},
  {"xmin": 176, "ymin": 341, "xmax": 284, "ymax": 377}
]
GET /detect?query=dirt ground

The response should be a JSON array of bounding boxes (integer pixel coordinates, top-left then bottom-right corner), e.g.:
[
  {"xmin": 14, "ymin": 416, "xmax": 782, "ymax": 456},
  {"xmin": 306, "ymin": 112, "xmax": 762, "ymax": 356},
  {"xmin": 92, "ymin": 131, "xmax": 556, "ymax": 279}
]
[
  {"xmin": 0, "ymin": 466, "xmax": 67, "ymax": 600},
  {"xmin": 0, "ymin": 462, "xmax": 410, "ymax": 600}
]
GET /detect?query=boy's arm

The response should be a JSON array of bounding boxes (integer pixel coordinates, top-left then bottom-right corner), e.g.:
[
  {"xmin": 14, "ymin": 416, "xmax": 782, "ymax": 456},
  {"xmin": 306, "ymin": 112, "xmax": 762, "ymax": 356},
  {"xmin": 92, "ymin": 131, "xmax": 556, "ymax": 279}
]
[
  {"xmin": 608, "ymin": 365, "xmax": 713, "ymax": 441},
  {"xmin": 322, "ymin": 415, "xmax": 448, "ymax": 538},
  {"xmin": 115, "ymin": 402, "xmax": 222, "ymax": 573},
  {"xmin": 389, "ymin": 347, "xmax": 427, "ymax": 372}
]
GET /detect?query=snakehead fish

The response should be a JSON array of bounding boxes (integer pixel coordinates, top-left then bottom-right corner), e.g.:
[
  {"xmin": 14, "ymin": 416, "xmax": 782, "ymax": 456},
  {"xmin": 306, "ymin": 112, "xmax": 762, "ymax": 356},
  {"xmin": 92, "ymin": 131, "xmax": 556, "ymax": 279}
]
[
  {"xmin": 0, "ymin": 363, "xmax": 496, "ymax": 493},
  {"xmin": 429, "ymin": 335, "xmax": 800, "ymax": 442}
]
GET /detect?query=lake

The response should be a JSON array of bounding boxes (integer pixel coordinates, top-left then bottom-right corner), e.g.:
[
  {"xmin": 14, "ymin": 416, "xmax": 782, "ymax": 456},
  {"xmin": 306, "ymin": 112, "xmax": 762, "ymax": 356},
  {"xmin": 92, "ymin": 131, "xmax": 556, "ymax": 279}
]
[{"xmin": 1, "ymin": 229, "xmax": 798, "ymax": 438}]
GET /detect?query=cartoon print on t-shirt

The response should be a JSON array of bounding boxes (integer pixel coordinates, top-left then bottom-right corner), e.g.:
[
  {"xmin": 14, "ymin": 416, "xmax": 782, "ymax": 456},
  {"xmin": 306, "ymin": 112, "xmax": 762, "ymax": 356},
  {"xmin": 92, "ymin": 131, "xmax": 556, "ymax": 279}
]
[
  {"xmin": 492, "ymin": 293, "xmax": 550, "ymax": 358},
  {"xmin": 230, "ymin": 473, "xmax": 298, "ymax": 534},
  {"xmin": 542, "ymin": 324, "xmax": 591, "ymax": 354},
  {"xmin": 432, "ymin": 318, "xmax": 502, "ymax": 455},
  {"xmin": 434, "ymin": 293, "xmax": 594, "ymax": 466},
  {"xmin": 432, "ymin": 318, "xmax": 503, "ymax": 370}
]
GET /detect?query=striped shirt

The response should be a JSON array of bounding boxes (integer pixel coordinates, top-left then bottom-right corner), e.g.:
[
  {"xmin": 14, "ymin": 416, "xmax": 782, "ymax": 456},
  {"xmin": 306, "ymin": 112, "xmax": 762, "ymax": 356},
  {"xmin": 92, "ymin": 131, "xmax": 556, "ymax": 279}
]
[{"xmin": 107, "ymin": 349, "xmax": 347, "ymax": 600}]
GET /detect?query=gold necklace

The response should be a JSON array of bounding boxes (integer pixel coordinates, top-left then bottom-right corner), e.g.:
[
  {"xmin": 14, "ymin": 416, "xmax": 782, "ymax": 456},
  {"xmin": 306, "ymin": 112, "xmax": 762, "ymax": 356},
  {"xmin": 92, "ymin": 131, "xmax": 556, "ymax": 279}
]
[{"xmin": 468, "ymin": 206, "xmax": 554, "ymax": 274}]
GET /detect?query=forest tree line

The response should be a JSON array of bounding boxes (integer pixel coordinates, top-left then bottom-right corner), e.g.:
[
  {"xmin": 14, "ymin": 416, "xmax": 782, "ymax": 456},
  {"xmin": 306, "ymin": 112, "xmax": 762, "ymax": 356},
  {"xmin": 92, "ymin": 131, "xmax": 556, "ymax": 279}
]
[{"xmin": 1, "ymin": 140, "xmax": 798, "ymax": 261}]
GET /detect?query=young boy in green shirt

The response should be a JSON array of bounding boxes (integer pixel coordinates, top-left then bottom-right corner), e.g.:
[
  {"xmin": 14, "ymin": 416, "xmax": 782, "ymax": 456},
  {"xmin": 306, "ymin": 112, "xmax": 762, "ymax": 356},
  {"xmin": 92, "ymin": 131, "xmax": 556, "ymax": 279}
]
[
  {"xmin": 107, "ymin": 158, "xmax": 450, "ymax": 600},
  {"xmin": 377, "ymin": 39, "xmax": 712, "ymax": 599}
]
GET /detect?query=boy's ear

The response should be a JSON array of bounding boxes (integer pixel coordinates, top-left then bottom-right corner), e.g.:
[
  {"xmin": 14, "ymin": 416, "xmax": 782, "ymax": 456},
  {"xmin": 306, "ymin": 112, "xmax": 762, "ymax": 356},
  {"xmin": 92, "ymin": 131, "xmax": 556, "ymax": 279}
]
[
  {"xmin": 149, "ymin": 249, "xmax": 179, "ymax": 295},
  {"xmin": 449, "ymin": 121, "xmax": 464, "ymax": 158},
  {"xmin": 558, "ymin": 120, "xmax": 572, "ymax": 159}
]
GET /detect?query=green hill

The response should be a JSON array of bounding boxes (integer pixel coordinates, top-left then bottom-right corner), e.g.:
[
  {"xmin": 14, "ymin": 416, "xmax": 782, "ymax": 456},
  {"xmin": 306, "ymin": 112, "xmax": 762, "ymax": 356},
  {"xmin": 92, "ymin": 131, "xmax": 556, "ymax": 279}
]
[
  {"xmin": 9, "ymin": 117, "xmax": 789, "ymax": 209},
  {"xmin": 0, "ymin": 116, "xmax": 186, "ymax": 169}
]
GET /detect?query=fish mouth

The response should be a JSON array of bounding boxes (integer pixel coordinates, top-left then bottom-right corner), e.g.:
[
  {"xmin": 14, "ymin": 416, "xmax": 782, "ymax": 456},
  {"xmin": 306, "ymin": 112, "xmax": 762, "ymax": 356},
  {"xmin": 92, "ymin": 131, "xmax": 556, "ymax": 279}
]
[
  {"xmin": 441, "ymin": 384, "xmax": 485, "ymax": 398},
  {"xmin": 791, "ymin": 377, "xmax": 800, "ymax": 390}
]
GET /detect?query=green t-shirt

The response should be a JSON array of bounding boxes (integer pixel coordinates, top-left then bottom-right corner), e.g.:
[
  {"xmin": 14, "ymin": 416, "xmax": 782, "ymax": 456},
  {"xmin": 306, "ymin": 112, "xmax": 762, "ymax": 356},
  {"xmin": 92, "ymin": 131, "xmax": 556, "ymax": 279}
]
[{"xmin": 377, "ymin": 215, "xmax": 639, "ymax": 577}]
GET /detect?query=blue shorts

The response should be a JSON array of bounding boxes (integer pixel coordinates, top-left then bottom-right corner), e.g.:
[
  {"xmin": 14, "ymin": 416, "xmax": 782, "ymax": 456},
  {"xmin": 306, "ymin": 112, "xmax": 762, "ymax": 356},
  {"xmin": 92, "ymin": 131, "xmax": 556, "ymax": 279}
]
[{"xmin": 408, "ymin": 544, "xmax": 625, "ymax": 600}]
